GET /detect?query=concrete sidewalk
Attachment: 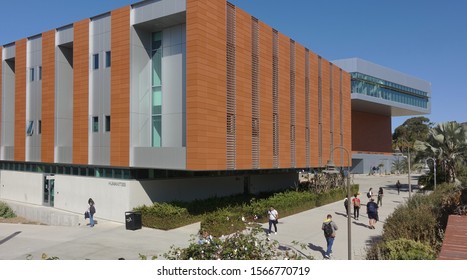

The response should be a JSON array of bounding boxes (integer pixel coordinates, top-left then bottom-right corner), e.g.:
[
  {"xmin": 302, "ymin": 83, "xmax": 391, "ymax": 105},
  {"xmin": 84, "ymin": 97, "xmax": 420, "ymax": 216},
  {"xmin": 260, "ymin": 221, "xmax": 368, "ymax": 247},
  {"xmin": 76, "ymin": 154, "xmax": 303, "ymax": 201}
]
[
  {"xmin": 0, "ymin": 174, "xmax": 419, "ymax": 260},
  {"xmin": 264, "ymin": 173, "xmax": 419, "ymax": 260}
]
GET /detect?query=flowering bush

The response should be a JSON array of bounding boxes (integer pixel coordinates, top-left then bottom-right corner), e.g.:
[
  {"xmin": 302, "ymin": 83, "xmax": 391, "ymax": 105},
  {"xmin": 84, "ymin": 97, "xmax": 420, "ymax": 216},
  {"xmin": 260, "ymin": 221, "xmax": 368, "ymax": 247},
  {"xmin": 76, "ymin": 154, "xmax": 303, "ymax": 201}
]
[{"xmin": 163, "ymin": 227, "xmax": 310, "ymax": 260}]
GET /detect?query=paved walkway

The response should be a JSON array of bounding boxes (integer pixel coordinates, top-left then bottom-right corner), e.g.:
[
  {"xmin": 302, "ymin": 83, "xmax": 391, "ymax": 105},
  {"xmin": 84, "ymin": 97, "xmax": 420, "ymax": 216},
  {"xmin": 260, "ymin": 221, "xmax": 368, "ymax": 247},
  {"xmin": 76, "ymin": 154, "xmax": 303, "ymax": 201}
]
[{"xmin": 0, "ymin": 174, "xmax": 419, "ymax": 260}]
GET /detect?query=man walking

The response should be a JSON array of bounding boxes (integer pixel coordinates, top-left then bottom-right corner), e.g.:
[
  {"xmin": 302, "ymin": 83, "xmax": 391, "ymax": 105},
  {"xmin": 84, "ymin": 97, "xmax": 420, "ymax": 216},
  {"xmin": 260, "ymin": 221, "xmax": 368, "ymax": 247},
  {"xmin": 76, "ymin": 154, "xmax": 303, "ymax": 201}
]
[
  {"xmin": 366, "ymin": 198, "xmax": 379, "ymax": 229},
  {"xmin": 321, "ymin": 214, "xmax": 338, "ymax": 259}
]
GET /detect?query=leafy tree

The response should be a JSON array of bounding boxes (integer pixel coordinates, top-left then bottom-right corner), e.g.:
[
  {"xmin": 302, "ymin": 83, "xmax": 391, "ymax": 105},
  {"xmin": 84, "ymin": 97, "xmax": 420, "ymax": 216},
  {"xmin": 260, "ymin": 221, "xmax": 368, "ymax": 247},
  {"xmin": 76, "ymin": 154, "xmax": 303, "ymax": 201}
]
[
  {"xmin": 392, "ymin": 117, "xmax": 432, "ymax": 150},
  {"xmin": 414, "ymin": 121, "xmax": 467, "ymax": 183}
]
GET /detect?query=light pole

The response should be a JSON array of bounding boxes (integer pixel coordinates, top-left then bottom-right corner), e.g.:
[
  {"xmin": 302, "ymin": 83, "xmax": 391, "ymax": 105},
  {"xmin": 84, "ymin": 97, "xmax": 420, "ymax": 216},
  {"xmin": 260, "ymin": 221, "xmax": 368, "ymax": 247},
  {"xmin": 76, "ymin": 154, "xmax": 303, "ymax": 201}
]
[
  {"xmin": 407, "ymin": 148, "xmax": 412, "ymax": 198},
  {"xmin": 324, "ymin": 146, "xmax": 352, "ymax": 260},
  {"xmin": 424, "ymin": 157, "xmax": 437, "ymax": 190}
]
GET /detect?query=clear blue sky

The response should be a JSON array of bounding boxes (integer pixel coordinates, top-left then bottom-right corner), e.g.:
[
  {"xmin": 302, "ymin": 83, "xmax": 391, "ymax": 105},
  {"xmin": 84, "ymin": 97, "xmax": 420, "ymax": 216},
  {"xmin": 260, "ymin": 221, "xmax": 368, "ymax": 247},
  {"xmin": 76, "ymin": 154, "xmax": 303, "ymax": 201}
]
[{"xmin": 1, "ymin": 0, "xmax": 465, "ymax": 131}]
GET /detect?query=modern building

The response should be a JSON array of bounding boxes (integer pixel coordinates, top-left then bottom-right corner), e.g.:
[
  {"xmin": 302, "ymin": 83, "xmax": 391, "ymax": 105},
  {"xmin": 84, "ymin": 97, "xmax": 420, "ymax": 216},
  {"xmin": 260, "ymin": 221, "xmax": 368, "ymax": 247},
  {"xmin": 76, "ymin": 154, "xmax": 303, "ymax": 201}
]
[
  {"xmin": 0, "ymin": 0, "xmax": 351, "ymax": 222},
  {"xmin": 332, "ymin": 58, "xmax": 431, "ymax": 174}
]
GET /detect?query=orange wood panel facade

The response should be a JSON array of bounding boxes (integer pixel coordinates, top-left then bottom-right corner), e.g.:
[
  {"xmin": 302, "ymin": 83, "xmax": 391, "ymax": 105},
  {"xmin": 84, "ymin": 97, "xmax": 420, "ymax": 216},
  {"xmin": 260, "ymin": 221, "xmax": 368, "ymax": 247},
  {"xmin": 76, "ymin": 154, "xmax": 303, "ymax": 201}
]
[
  {"xmin": 278, "ymin": 33, "xmax": 291, "ymax": 168},
  {"xmin": 41, "ymin": 30, "xmax": 56, "ymax": 163},
  {"xmin": 258, "ymin": 22, "xmax": 274, "ymax": 169},
  {"xmin": 295, "ymin": 44, "xmax": 306, "ymax": 168},
  {"xmin": 309, "ymin": 53, "xmax": 320, "ymax": 167},
  {"xmin": 320, "ymin": 58, "xmax": 331, "ymax": 166},
  {"xmin": 332, "ymin": 64, "xmax": 343, "ymax": 166},
  {"xmin": 235, "ymin": 8, "xmax": 253, "ymax": 169},
  {"xmin": 186, "ymin": 0, "xmax": 227, "ymax": 170},
  {"xmin": 72, "ymin": 19, "xmax": 89, "ymax": 165},
  {"xmin": 342, "ymin": 71, "xmax": 352, "ymax": 160},
  {"xmin": 352, "ymin": 110, "xmax": 391, "ymax": 153},
  {"xmin": 14, "ymin": 39, "xmax": 26, "ymax": 162},
  {"xmin": 0, "ymin": 46, "xmax": 2, "ymax": 151},
  {"xmin": 110, "ymin": 7, "xmax": 130, "ymax": 167}
]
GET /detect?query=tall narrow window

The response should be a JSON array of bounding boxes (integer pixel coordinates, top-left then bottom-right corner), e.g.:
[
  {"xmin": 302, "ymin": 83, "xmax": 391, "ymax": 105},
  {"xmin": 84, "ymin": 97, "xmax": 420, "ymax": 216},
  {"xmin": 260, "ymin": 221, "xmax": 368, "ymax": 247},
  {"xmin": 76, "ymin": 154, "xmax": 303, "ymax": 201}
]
[
  {"xmin": 38, "ymin": 66, "xmax": 42, "ymax": 80},
  {"xmin": 30, "ymin": 68, "xmax": 35, "ymax": 82},
  {"xmin": 92, "ymin": 116, "xmax": 99, "ymax": 132},
  {"xmin": 38, "ymin": 120, "xmax": 42, "ymax": 134},
  {"xmin": 105, "ymin": 115, "xmax": 111, "ymax": 132},
  {"xmin": 105, "ymin": 51, "xmax": 111, "ymax": 68},
  {"xmin": 151, "ymin": 32, "xmax": 162, "ymax": 147},
  {"xmin": 93, "ymin": 53, "xmax": 99, "ymax": 70}
]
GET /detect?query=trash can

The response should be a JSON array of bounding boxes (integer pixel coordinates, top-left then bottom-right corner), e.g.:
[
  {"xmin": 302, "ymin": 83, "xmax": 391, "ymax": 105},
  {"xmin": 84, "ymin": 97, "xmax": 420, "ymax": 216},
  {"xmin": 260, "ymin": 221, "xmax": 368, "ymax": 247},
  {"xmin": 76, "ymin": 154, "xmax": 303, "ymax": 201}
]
[{"xmin": 125, "ymin": 211, "xmax": 142, "ymax": 230}]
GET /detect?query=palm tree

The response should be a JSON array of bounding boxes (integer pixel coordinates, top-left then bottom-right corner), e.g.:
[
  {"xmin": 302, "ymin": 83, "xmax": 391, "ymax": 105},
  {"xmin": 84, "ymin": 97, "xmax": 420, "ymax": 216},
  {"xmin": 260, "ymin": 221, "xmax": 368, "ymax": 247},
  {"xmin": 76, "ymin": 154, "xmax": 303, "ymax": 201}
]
[{"xmin": 414, "ymin": 121, "xmax": 467, "ymax": 183}]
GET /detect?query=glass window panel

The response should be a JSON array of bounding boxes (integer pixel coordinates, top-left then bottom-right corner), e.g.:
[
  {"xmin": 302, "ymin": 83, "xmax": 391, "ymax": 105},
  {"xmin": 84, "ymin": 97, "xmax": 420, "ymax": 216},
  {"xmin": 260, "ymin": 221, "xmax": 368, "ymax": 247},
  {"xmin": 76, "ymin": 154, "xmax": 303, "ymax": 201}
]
[
  {"xmin": 30, "ymin": 68, "xmax": 34, "ymax": 81},
  {"xmin": 152, "ymin": 87, "xmax": 162, "ymax": 114},
  {"xmin": 92, "ymin": 116, "xmax": 99, "ymax": 132},
  {"xmin": 105, "ymin": 115, "xmax": 111, "ymax": 132},
  {"xmin": 93, "ymin": 53, "xmax": 99, "ymax": 70},
  {"xmin": 26, "ymin": 121, "xmax": 34, "ymax": 136},
  {"xmin": 152, "ymin": 50, "xmax": 162, "ymax": 86},
  {"xmin": 152, "ymin": 115, "xmax": 162, "ymax": 147},
  {"xmin": 105, "ymin": 51, "xmax": 111, "ymax": 68},
  {"xmin": 39, "ymin": 66, "xmax": 42, "ymax": 80}
]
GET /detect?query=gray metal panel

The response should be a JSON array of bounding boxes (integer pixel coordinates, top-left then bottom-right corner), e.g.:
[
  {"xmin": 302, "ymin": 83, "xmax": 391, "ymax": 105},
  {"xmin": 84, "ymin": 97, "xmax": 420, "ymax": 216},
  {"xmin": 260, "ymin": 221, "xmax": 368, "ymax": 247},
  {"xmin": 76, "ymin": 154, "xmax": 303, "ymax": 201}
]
[
  {"xmin": 26, "ymin": 36, "xmax": 42, "ymax": 162},
  {"xmin": 132, "ymin": 0, "xmax": 186, "ymax": 26},
  {"xmin": 161, "ymin": 24, "xmax": 185, "ymax": 147},
  {"xmin": 132, "ymin": 147, "xmax": 186, "ymax": 169},
  {"xmin": 57, "ymin": 25, "xmax": 74, "ymax": 46},
  {"xmin": 1, "ymin": 60, "xmax": 15, "ymax": 160},
  {"xmin": 130, "ymin": 26, "xmax": 152, "ymax": 153},
  {"xmin": 3, "ymin": 44, "xmax": 15, "ymax": 60},
  {"xmin": 55, "ymin": 46, "xmax": 73, "ymax": 163},
  {"xmin": 89, "ymin": 14, "xmax": 111, "ymax": 165}
]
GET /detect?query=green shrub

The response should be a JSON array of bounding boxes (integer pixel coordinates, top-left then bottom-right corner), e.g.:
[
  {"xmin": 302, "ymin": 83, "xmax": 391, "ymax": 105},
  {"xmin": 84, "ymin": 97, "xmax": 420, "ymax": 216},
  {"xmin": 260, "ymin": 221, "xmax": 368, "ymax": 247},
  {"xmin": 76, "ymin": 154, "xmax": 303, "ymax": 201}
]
[
  {"xmin": 134, "ymin": 203, "xmax": 197, "ymax": 230},
  {"xmin": 201, "ymin": 207, "xmax": 246, "ymax": 237},
  {"xmin": 0, "ymin": 202, "xmax": 16, "ymax": 218},
  {"xmin": 367, "ymin": 239, "xmax": 436, "ymax": 260}
]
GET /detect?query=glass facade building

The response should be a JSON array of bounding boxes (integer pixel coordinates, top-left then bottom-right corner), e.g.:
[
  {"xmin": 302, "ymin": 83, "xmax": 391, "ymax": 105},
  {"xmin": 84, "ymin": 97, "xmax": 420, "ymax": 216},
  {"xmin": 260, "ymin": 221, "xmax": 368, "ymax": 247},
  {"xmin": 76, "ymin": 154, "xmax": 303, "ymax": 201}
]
[{"xmin": 351, "ymin": 72, "xmax": 428, "ymax": 109}]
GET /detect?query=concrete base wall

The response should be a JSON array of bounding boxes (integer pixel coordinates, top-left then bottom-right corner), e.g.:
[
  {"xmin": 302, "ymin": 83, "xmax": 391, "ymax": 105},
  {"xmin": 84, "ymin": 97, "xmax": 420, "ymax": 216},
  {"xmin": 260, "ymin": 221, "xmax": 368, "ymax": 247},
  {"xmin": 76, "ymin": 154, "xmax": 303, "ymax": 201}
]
[{"xmin": 0, "ymin": 170, "xmax": 299, "ymax": 224}]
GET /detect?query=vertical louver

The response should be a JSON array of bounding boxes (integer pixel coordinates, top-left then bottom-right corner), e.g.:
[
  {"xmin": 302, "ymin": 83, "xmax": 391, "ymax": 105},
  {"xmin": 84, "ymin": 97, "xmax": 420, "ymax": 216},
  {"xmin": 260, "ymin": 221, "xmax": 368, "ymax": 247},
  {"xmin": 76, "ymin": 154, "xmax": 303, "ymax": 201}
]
[
  {"xmin": 226, "ymin": 3, "xmax": 236, "ymax": 169},
  {"xmin": 329, "ymin": 63, "xmax": 334, "ymax": 156},
  {"xmin": 251, "ymin": 17, "xmax": 260, "ymax": 169},
  {"xmin": 272, "ymin": 30, "xmax": 279, "ymax": 168},
  {"xmin": 290, "ymin": 40, "xmax": 296, "ymax": 167},
  {"xmin": 318, "ymin": 56, "xmax": 323, "ymax": 166},
  {"xmin": 305, "ymin": 50, "xmax": 310, "ymax": 167}
]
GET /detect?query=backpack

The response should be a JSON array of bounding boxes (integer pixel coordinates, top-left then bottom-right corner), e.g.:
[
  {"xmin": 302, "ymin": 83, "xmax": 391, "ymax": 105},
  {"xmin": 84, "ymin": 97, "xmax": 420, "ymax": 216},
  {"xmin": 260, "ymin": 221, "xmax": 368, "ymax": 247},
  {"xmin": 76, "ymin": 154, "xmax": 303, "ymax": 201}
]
[
  {"xmin": 367, "ymin": 192, "xmax": 371, "ymax": 198},
  {"xmin": 323, "ymin": 222, "xmax": 333, "ymax": 237},
  {"xmin": 354, "ymin": 198, "xmax": 361, "ymax": 207}
]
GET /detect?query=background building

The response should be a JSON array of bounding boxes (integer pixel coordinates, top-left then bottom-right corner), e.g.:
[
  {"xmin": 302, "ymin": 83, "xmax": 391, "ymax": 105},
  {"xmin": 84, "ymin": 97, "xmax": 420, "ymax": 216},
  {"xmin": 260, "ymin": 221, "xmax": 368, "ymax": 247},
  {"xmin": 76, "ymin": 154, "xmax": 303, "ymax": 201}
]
[
  {"xmin": 333, "ymin": 58, "xmax": 431, "ymax": 174},
  {"xmin": 0, "ymin": 0, "xmax": 351, "ymax": 222}
]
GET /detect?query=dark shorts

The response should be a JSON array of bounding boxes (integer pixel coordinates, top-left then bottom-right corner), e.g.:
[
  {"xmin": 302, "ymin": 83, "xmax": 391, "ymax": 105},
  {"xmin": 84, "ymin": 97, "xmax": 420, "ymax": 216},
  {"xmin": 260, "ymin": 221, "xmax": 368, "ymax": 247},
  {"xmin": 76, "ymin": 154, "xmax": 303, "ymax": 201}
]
[{"xmin": 368, "ymin": 212, "xmax": 378, "ymax": 221}]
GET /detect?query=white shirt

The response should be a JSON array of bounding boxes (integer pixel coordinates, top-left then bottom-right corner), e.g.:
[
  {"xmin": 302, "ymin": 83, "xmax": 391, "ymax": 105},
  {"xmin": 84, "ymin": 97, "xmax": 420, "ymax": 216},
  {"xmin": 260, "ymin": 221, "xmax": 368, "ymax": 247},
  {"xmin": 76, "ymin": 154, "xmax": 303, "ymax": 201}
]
[{"xmin": 268, "ymin": 209, "xmax": 278, "ymax": 220}]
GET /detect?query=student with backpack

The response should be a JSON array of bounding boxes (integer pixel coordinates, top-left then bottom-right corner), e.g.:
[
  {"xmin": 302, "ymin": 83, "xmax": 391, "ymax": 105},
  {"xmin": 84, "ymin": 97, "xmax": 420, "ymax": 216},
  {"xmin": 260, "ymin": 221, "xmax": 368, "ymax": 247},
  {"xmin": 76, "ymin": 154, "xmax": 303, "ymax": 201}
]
[
  {"xmin": 321, "ymin": 214, "xmax": 338, "ymax": 259},
  {"xmin": 352, "ymin": 193, "xmax": 361, "ymax": 220},
  {"xmin": 366, "ymin": 198, "xmax": 379, "ymax": 229}
]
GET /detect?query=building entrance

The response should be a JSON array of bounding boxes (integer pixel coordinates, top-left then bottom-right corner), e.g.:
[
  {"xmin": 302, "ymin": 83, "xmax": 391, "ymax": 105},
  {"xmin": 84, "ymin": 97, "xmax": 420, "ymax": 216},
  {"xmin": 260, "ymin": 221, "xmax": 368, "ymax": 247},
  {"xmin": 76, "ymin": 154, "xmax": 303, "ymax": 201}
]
[{"xmin": 43, "ymin": 175, "xmax": 55, "ymax": 207}]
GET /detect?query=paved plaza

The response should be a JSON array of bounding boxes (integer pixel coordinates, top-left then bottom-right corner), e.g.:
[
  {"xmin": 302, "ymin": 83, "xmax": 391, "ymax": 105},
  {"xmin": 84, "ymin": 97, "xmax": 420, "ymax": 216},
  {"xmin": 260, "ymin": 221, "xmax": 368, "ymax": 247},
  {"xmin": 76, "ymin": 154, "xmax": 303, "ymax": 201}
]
[{"xmin": 0, "ymin": 174, "xmax": 419, "ymax": 260}]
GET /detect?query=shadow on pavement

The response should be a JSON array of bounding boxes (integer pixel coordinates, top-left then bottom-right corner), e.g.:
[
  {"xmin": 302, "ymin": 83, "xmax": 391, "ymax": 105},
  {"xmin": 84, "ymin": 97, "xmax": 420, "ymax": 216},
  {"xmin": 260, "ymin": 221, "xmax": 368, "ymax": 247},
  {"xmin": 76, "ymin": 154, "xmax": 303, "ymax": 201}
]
[
  {"xmin": 0, "ymin": 231, "xmax": 21, "ymax": 245},
  {"xmin": 307, "ymin": 242, "xmax": 325, "ymax": 257},
  {"xmin": 353, "ymin": 221, "xmax": 371, "ymax": 229}
]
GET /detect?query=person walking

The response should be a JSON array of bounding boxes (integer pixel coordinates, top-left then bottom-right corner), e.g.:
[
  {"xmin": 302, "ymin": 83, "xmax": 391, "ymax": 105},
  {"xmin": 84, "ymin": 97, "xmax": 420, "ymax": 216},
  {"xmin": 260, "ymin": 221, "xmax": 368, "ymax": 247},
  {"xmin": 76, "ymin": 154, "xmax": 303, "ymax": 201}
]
[
  {"xmin": 352, "ymin": 193, "xmax": 361, "ymax": 220},
  {"xmin": 344, "ymin": 197, "xmax": 349, "ymax": 217},
  {"xmin": 377, "ymin": 187, "xmax": 384, "ymax": 207},
  {"xmin": 321, "ymin": 214, "xmax": 338, "ymax": 259},
  {"xmin": 367, "ymin": 187, "xmax": 373, "ymax": 200},
  {"xmin": 366, "ymin": 198, "xmax": 379, "ymax": 229},
  {"xmin": 87, "ymin": 198, "xmax": 96, "ymax": 227},
  {"xmin": 396, "ymin": 180, "xmax": 401, "ymax": 195},
  {"xmin": 267, "ymin": 206, "xmax": 279, "ymax": 235}
]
